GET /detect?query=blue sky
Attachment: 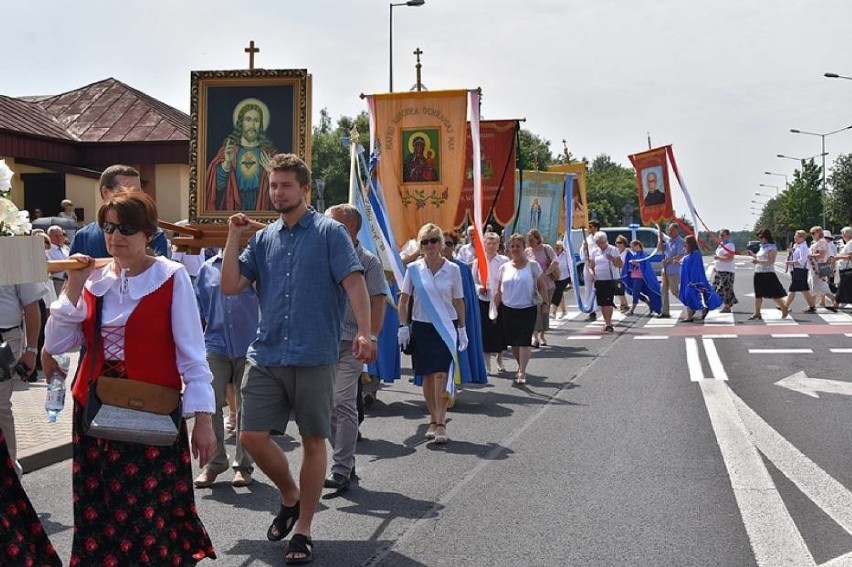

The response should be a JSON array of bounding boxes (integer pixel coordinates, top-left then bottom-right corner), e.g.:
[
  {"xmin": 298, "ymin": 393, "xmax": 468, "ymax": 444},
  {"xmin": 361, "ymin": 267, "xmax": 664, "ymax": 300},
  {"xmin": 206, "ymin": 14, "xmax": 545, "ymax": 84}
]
[{"xmin": 6, "ymin": 0, "xmax": 852, "ymax": 230}]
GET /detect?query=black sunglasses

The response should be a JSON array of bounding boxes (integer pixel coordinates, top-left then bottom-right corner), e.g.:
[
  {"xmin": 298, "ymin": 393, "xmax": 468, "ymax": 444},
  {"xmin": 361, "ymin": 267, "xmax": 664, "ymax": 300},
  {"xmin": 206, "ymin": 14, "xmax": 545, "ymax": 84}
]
[
  {"xmin": 101, "ymin": 222, "xmax": 140, "ymax": 236},
  {"xmin": 420, "ymin": 237, "xmax": 441, "ymax": 246}
]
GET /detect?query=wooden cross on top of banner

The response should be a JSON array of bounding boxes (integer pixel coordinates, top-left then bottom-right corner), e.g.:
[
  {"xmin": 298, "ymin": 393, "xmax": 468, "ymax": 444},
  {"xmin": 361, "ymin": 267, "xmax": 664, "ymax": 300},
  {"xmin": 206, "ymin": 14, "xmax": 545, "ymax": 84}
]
[{"xmin": 245, "ymin": 40, "xmax": 260, "ymax": 70}]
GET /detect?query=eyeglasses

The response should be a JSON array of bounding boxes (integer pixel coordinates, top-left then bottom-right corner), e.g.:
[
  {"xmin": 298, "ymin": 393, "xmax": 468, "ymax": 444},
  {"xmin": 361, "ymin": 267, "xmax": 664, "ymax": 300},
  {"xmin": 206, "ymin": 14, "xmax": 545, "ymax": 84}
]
[
  {"xmin": 420, "ymin": 237, "xmax": 441, "ymax": 246},
  {"xmin": 101, "ymin": 222, "xmax": 140, "ymax": 236}
]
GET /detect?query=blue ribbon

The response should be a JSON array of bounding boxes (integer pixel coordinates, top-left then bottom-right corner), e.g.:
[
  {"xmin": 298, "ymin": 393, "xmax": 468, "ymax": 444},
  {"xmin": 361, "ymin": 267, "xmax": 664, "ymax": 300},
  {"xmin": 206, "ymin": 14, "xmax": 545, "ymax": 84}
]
[{"xmin": 563, "ymin": 174, "xmax": 596, "ymax": 314}]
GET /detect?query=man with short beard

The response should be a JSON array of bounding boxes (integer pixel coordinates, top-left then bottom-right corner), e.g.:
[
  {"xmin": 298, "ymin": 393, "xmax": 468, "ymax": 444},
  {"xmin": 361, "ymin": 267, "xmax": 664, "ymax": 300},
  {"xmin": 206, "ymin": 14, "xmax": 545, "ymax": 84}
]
[
  {"xmin": 205, "ymin": 102, "xmax": 277, "ymax": 211},
  {"xmin": 221, "ymin": 153, "xmax": 372, "ymax": 564}
]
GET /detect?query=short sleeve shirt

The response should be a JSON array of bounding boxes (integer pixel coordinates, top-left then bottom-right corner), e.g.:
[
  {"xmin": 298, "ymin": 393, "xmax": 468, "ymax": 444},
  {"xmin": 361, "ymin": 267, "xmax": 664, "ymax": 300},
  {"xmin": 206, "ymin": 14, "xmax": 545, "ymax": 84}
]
[
  {"xmin": 0, "ymin": 283, "xmax": 48, "ymax": 328},
  {"xmin": 401, "ymin": 258, "xmax": 463, "ymax": 322},
  {"xmin": 590, "ymin": 245, "xmax": 620, "ymax": 281},
  {"xmin": 341, "ymin": 244, "xmax": 387, "ymax": 341},
  {"xmin": 664, "ymin": 236, "xmax": 685, "ymax": 275},
  {"xmin": 239, "ymin": 210, "xmax": 363, "ymax": 366}
]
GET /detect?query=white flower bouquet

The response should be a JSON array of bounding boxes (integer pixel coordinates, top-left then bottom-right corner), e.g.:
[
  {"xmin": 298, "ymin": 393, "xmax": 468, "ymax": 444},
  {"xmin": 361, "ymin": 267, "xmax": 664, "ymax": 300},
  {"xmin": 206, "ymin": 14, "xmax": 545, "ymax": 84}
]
[{"xmin": 0, "ymin": 160, "xmax": 46, "ymax": 285}]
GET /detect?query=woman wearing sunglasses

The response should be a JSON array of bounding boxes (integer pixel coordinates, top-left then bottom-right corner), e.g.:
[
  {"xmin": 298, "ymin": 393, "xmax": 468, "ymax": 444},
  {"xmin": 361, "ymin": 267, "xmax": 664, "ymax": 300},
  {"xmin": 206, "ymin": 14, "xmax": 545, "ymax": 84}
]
[
  {"xmin": 42, "ymin": 192, "xmax": 217, "ymax": 565},
  {"xmin": 398, "ymin": 224, "xmax": 467, "ymax": 444}
]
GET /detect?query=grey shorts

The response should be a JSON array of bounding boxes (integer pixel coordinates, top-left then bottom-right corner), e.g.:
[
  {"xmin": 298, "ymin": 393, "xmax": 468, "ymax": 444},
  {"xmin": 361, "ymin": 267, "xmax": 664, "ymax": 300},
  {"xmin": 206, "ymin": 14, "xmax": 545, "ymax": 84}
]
[{"xmin": 240, "ymin": 361, "xmax": 335, "ymax": 439}]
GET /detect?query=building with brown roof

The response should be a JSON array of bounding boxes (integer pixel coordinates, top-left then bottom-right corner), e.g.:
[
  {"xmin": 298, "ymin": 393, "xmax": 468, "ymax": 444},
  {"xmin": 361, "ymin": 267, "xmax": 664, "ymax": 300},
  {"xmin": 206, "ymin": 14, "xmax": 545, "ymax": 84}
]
[{"xmin": 0, "ymin": 78, "xmax": 190, "ymax": 223}]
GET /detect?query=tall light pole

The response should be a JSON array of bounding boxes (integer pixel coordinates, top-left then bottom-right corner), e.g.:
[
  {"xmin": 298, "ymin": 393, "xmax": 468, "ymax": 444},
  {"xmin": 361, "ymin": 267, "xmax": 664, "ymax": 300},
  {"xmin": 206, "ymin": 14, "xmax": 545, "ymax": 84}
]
[
  {"xmin": 777, "ymin": 152, "xmax": 828, "ymax": 163},
  {"xmin": 758, "ymin": 183, "xmax": 779, "ymax": 196},
  {"xmin": 389, "ymin": 0, "xmax": 426, "ymax": 92},
  {"xmin": 764, "ymin": 171, "xmax": 788, "ymax": 190},
  {"xmin": 790, "ymin": 124, "xmax": 852, "ymax": 228},
  {"xmin": 825, "ymin": 72, "xmax": 852, "ymax": 81}
]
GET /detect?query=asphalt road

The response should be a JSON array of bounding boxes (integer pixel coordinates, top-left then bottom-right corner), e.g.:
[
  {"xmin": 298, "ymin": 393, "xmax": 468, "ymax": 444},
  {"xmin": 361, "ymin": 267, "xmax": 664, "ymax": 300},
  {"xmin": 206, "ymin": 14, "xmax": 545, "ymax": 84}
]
[{"xmin": 20, "ymin": 257, "xmax": 852, "ymax": 566}]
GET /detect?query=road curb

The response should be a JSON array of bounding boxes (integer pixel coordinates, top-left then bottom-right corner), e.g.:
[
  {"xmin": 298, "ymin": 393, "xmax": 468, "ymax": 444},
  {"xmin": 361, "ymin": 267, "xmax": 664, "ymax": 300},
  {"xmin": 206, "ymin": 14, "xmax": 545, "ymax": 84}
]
[{"xmin": 20, "ymin": 439, "xmax": 72, "ymax": 473}]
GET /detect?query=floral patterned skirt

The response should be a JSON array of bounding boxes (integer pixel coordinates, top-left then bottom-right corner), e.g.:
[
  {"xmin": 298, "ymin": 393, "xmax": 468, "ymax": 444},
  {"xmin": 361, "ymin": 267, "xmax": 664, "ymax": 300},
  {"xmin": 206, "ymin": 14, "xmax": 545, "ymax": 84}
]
[
  {"xmin": 70, "ymin": 401, "xmax": 216, "ymax": 566},
  {"xmin": 713, "ymin": 271, "xmax": 738, "ymax": 305},
  {"xmin": 0, "ymin": 431, "xmax": 62, "ymax": 566}
]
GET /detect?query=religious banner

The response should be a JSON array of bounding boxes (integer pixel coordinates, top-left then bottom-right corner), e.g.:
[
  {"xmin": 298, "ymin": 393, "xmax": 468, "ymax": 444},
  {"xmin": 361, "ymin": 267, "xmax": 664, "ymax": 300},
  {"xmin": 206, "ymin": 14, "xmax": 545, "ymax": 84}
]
[
  {"xmin": 628, "ymin": 146, "xmax": 674, "ymax": 225},
  {"xmin": 513, "ymin": 170, "xmax": 565, "ymax": 245},
  {"xmin": 548, "ymin": 162, "xmax": 589, "ymax": 233},
  {"xmin": 454, "ymin": 119, "xmax": 518, "ymax": 228},
  {"xmin": 188, "ymin": 69, "xmax": 312, "ymax": 223},
  {"xmin": 367, "ymin": 90, "xmax": 468, "ymax": 242}
]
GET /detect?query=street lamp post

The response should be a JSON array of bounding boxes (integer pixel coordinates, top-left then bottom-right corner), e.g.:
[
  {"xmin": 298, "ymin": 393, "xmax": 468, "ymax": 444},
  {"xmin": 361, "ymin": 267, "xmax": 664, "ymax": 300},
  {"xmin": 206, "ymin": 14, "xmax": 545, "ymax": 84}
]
[
  {"xmin": 777, "ymin": 152, "xmax": 828, "ymax": 163},
  {"xmin": 758, "ymin": 183, "xmax": 779, "ymax": 196},
  {"xmin": 790, "ymin": 124, "xmax": 852, "ymax": 228},
  {"xmin": 389, "ymin": 0, "xmax": 426, "ymax": 92},
  {"xmin": 825, "ymin": 72, "xmax": 852, "ymax": 81},
  {"xmin": 763, "ymin": 171, "xmax": 788, "ymax": 190}
]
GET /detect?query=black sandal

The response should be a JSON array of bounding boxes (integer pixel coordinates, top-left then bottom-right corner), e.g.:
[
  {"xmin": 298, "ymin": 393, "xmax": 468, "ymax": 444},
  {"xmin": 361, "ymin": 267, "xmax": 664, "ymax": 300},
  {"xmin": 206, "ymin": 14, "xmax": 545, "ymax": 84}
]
[
  {"xmin": 267, "ymin": 501, "xmax": 300, "ymax": 541},
  {"xmin": 285, "ymin": 533, "xmax": 314, "ymax": 565}
]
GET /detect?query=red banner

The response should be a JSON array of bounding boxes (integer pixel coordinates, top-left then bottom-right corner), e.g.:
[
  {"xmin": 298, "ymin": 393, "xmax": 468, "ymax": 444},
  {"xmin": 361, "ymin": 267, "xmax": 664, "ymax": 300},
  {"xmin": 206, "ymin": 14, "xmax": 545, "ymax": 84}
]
[
  {"xmin": 628, "ymin": 146, "xmax": 674, "ymax": 225},
  {"xmin": 454, "ymin": 120, "xmax": 517, "ymax": 228}
]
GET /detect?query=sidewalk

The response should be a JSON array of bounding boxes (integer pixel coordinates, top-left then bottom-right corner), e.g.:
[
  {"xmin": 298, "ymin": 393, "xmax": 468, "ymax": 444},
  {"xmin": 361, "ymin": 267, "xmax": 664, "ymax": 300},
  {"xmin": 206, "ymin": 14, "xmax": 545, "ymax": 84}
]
[{"xmin": 13, "ymin": 352, "xmax": 78, "ymax": 473}]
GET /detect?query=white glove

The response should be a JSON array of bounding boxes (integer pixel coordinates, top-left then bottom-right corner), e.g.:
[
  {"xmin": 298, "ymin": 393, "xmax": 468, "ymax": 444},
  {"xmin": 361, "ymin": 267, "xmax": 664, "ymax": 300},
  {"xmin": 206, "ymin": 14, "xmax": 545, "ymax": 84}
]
[
  {"xmin": 397, "ymin": 325, "xmax": 411, "ymax": 349},
  {"xmin": 457, "ymin": 326, "xmax": 469, "ymax": 352}
]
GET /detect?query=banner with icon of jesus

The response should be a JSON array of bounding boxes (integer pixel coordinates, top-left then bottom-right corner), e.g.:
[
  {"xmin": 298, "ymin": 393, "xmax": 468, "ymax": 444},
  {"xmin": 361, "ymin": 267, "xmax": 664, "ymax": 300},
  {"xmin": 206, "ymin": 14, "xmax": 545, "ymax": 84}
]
[
  {"xmin": 367, "ymin": 90, "xmax": 468, "ymax": 242},
  {"xmin": 628, "ymin": 146, "xmax": 674, "ymax": 225}
]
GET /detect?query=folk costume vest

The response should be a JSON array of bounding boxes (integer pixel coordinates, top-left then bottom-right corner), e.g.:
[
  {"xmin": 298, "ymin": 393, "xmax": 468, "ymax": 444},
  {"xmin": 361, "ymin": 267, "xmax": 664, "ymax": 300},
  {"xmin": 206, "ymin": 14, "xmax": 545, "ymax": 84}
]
[{"xmin": 71, "ymin": 276, "xmax": 181, "ymax": 405}]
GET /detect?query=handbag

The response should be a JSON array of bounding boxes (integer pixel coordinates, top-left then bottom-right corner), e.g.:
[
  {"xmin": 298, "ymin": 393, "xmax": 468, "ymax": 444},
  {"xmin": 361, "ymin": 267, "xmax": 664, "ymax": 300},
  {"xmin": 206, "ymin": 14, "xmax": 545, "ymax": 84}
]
[
  {"xmin": 609, "ymin": 250, "xmax": 624, "ymax": 294},
  {"xmin": 818, "ymin": 262, "xmax": 832, "ymax": 279},
  {"xmin": 529, "ymin": 264, "xmax": 544, "ymax": 305},
  {"xmin": 545, "ymin": 247, "xmax": 560, "ymax": 281},
  {"xmin": 84, "ymin": 297, "xmax": 182, "ymax": 446}
]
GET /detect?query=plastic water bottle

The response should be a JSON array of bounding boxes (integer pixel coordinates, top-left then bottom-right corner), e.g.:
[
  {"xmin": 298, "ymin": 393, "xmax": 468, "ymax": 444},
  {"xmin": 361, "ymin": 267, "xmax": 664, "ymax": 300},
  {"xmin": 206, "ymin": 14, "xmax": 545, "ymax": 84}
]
[{"xmin": 45, "ymin": 354, "xmax": 69, "ymax": 423}]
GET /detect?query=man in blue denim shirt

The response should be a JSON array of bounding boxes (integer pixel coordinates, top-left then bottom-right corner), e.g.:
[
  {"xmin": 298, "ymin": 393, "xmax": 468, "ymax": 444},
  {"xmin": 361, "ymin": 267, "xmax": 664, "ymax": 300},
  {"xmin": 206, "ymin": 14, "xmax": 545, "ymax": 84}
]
[
  {"xmin": 656, "ymin": 223, "xmax": 685, "ymax": 318},
  {"xmin": 221, "ymin": 153, "xmax": 372, "ymax": 564},
  {"xmin": 193, "ymin": 252, "xmax": 258, "ymax": 489}
]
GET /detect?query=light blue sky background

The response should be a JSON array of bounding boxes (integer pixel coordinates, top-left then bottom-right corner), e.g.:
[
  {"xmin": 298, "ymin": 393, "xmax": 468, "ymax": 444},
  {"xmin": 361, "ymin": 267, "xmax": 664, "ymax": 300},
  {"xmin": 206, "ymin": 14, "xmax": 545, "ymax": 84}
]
[{"xmin": 6, "ymin": 0, "xmax": 852, "ymax": 230}]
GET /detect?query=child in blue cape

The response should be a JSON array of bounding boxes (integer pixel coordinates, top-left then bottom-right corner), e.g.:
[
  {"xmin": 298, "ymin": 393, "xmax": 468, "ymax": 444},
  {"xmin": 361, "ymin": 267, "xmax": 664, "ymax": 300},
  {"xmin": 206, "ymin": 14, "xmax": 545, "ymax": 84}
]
[{"xmin": 678, "ymin": 235, "xmax": 723, "ymax": 321}]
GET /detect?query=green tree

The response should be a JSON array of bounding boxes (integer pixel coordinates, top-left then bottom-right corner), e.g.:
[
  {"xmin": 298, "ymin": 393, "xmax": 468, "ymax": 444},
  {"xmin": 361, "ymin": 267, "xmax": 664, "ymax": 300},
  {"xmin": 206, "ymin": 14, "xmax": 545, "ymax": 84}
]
[
  {"xmin": 310, "ymin": 108, "xmax": 371, "ymax": 209},
  {"xmin": 585, "ymin": 154, "xmax": 638, "ymax": 227},
  {"xmin": 782, "ymin": 159, "xmax": 823, "ymax": 234},
  {"xmin": 754, "ymin": 194, "xmax": 792, "ymax": 249},
  {"xmin": 828, "ymin": 153, "xmax": 852, "ymax": 229},
  {"xmin": 516, "ymin": 129, "xmax": 554, "ymax": 171}
]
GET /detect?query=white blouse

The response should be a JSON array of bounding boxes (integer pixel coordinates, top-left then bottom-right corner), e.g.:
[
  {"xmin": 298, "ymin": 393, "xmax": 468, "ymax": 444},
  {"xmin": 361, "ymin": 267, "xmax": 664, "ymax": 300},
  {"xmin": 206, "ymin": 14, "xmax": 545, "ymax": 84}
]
[
  {"xmin": 401, "ymin": 258, "xmax": 464, "ymax": 323},
  {"xmin": 44, "ymin": 256, "xmax": 215, "ymax": 416},
  {"xmin": 498, "ymin": 261, "xmax": 543, "ymax": 309},
  {"xmin": 473, "ymin": 254, "xmax": 509, "ymax": 301}
]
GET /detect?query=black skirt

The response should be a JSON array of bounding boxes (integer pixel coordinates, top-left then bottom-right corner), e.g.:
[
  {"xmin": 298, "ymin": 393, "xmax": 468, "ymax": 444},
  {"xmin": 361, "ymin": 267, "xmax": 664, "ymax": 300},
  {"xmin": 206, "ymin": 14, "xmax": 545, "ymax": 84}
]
[
  {"xmin": 478, "ymin": 299, "xmax": 506, "ymax": 353},
  {"xmin": 789, "ymin": 267, "xmax": 810, "ymax": 292},
  {"xmin": 411, "ymin": 320, "xmax": 454, "ymax": 375},
  {"xmin": 836, "ymin": 270, "xmax": 852, "ymax": 303},
  {"xmin": 754, "ymin": 272, "xmax": 787, "ymax": 299},
  {"xmin": 500, "ymin": 305, "xmax": 538, "ymax": 347}
]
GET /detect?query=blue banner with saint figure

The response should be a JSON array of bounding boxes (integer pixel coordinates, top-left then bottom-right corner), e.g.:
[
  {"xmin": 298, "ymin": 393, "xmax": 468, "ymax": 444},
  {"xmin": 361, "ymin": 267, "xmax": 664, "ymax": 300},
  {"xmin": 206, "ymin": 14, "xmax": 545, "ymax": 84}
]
[{"xmin": 513, "ymin": 170, "xmax": 565, "ymax": 245}]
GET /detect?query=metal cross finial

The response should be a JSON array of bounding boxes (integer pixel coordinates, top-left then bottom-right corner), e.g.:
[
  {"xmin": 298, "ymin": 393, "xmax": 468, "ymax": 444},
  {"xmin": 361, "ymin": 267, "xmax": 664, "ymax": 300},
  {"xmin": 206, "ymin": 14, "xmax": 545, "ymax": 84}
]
[
  {"xmin": 245, "ymin": 40, "xmax": 260, "ymax": 70},
  {"xmin": 414, "ymin": 47, "xmax": 424, "ymax": 92}
]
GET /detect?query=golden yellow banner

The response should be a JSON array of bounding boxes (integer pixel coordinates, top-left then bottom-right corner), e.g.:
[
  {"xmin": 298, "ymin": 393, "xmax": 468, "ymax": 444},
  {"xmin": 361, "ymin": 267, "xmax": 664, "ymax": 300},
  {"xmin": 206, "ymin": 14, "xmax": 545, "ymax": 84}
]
[
  {"xmin": 548, "ymin": 162, "xmax": 589, "ymax": 233},
  {"xmin": 370, "ymin": 90, "xmax": 468, "ymax": 243}
]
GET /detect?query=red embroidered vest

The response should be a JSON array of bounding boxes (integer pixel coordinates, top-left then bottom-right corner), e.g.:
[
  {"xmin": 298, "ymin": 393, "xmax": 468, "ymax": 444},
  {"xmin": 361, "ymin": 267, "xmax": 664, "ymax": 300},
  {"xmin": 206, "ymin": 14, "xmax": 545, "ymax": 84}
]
[{"xmin": 71, "ymin": 276, "xmax": 181, "ymax": 404}]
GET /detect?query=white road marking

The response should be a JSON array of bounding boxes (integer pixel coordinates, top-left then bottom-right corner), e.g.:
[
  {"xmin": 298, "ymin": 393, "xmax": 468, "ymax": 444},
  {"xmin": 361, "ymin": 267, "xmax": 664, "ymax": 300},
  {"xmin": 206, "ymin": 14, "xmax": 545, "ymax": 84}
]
[
  {"xmin": 644, "ymin": 309, "xmax": 682, "ymax": 327},
  {"xmin": 566, "ymin": 336, "xmax": 601, "ymax": 341},
  {"xmin": 749, "ymin": 348, "xmax": 813, "ymax": 354},
  {"xmin": 823, "ymin": 551, "xmax": 852, "ymax": 567},
  {"xmin": 829, "ymin": 348, "xmax": 852, "ymax": 354},
  {"xmin": 703, "ymin": 334, "xmax": 737, "ymax": 339},
  {"xmin": 775, "ymin": 371, "xmax": 852, "ymax": 398},
  {"xmin": 845, "ymin": 333, "xmax": 852, "ymax": 338},
  {"xmin": 699, "ymin": 380, "xmax": 815, "ymax": 565},
  {"xmin": 762, "ymin": 308, "xmax": 799, "ymax": 326},
  {"xmin": 731, "ymin": 386, "xmax": 852, "ymax": 543},
  {"xmin": 771, "ymin": 334, "xmax": 809, "ymax": 338},
  {"xmin": 634, "ymin": 335, "xmax": 668, "ymax": 340},
  {"xmin": 703, "ymin": 338, "xmax": 728, "ymax": 381},
  {"xmin": 685, "ymin": 338, "xmax": 704, "ymax": 382},
  {"xmin": 703, "ymin": 311, "xmax": 735, "ymax": 326},
  {"xmin": 819, "ymin": 311, "xmax": 852, "ymax": 325}
]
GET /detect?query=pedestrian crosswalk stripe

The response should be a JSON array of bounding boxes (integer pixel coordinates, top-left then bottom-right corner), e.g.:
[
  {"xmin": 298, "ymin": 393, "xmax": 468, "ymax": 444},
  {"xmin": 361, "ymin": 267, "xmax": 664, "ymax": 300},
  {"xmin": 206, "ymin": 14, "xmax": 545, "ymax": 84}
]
[
  {"xmin": 819, "ymin": 311, "xmax": 852, "ymax": 325},
  {"xmin": 771, "ymin": 334, "xmax": 809, "ymax": 338},
  {"xmin": 829, "ymin": 348, "xmax": 852, "ymax": 354},
  {"xmin": 749, "ymin": 348, "xmax": 813, "ymax": 354},
  {"xmin": 644, "ymin": 310, "xmax": 682, "ymax": 327},
  {"xmin": 703, "ymin": 311, "xmax": 735, "ymax": 326},
  {"xmin": 762, "ymin": 309, "xmax": 798, "ymax": 325}
]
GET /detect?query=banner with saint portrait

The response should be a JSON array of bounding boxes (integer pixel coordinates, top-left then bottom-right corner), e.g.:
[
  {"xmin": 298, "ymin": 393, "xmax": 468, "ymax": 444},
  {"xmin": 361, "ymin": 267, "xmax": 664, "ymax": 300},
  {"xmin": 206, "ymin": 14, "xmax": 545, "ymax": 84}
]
[
  {"xmin": 188, "ymin": 69, "xmax": 312, "ymax": 222},
  {"xmin": 548, "ymin": 162, "xmax": 589, "ymax": 232},
  {"xmin": 367, "ymin": 90, "xmax": 468, "ymax": 242},
  {"xmin": 454, "ymin": 119, "xmax": 518, "ymax": 228},
  {"xmin": 513, "ymin": 170, "xmax": 565, "ymax": 245},
  {"xmin": 628, "ymin": 146, "xmax": 674, "ymax": 225}
]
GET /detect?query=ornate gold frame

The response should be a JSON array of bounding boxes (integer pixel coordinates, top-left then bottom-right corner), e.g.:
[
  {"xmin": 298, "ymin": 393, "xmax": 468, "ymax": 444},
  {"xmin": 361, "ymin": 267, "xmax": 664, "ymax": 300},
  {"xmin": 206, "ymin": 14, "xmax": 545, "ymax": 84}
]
[{"xmin": 188, "ymin": 69, "xmax": 312, "ymax": 223}]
